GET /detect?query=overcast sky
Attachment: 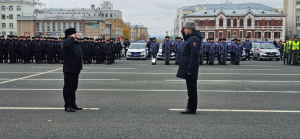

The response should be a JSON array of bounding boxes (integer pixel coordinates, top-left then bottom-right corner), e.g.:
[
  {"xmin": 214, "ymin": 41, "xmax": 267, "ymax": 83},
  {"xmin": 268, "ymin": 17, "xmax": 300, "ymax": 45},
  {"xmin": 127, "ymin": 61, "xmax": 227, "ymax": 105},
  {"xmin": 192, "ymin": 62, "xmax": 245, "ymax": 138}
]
[{"xmin": 38, "ymin": 0, "xmax": 282, "ymax": 37}]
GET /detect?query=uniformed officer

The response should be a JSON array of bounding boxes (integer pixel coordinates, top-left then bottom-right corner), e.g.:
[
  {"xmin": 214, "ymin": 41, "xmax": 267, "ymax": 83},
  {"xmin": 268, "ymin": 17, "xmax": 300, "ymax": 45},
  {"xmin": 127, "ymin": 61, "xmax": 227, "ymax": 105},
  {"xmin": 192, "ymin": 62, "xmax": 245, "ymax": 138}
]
[
  {"xmin": 0, "ymin": 36, "xmax": 3, "ymax": 63},
  {"xmin": 123, "ymin": 39, "xmax": 130, "ymax": 56},
  {"xmin": 94, "ymin": 39, "xmax": 101, "ymax": 64},
  {"xmin": 20, "ymin": 36, "xmax": 29, "ymax": 64},
  {"xmin": 230, "ymin": 39, "xmax": 236, "ymax": 64},
  {"xmin": 146, "ymin": 38, "xmax": 152, "ymax": 60},
  {"xmin": 208, "ymin": 38, "xmax": 216, "ymax": 65},
  {"xmin": 277, "ymin": 40, "xmax": 283, "ymax": 61},
  {"xmin": 34, "ymin": 37, "xmax": 42, "ymax": 64},
  {"xmin": 199, "ymin": 40, "xmax": 205, "ymax": 65},
  {"xmin": 162, "ymin": 36, "xmax": 173, "ymax": 65},
  {"xmin": 100, "ymin": 39, "xmax": 106, "ymax": 64},
  {"xmin": 47, "ymin": 37, "xmax": 55, "ymax": 64},
  {"xmin": 283, "ymin": 40, "xmax": 288, "ymax": 64},
  {"xmin": 243, "ymin": 37, "xmax": 252, "ymax": 60},
  {"xmin": 176, "ymin": 21, "xmax": 202, "ymax": 114},
  {"xmin": 28, "ymin": 37, "xmax": 34, "ymax": 63},
  {"xmin": 219, "ymin": 38, "xmax": 228, "ymax": 65},
  {"xmin": 175, "ymin": 37, "xmax": 184, "ymax": 65},
  {"xmin": 116, "ymin": 40, "xmax": 122, "ymax": 60},
  {"xmin": 2, "ymin": 36, "xmax": 8, "ymax": 63},
  {"xmin": 290, "ymin": 38, "xmax": 299, "ymax": 66},
  {"xmin": 82, "ymin": 38, "xmax": 89, "ymax": 64},
  {"xmin": 287, "ymin": 37, "xmax": 293, "ymax": 65},
  {"xmin": 105, "ymin": 39, "xmax": 113, "ymax": 64},
  {"xmin": 150, "ymin": 37, "xmax": 159, "ymax": 65},
  {"xmin": 234, "ymin": 40, "xmax": 243, "ymax": 65},
  {"xmin": 62, "ymin": 28, "xmax": 83, "ymax": 112},
  {"xmin": 204, "ymin": 39, "xmax": 210, "ymax": 64},
  {"xmin": 216, "ymin": 39, "xmax": 221, "ymax": 65}
]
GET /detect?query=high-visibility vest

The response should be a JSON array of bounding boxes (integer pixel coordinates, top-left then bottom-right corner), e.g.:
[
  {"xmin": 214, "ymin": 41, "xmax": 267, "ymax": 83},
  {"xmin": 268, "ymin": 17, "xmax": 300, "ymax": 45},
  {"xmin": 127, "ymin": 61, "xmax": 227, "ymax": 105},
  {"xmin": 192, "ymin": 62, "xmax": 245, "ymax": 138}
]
[
  {"xmin": 283, "ymin": 43, "xmax": 286, "ymax": 52},
  {"xmin": 289, "ymin": 41, "xmax": 293, "ymax": 50},
  {"xmin": 292, "ymin": 41, "xmax": 300, "ymax": 50}
]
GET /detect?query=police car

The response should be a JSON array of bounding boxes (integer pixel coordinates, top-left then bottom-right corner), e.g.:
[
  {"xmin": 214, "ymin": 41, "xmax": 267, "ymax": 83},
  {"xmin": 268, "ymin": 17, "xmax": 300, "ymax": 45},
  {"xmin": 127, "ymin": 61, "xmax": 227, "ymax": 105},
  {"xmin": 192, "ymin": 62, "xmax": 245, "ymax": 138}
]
[
  {"xmin": 157, "ymin": 43, "xmax": 175, "ymax": 60},
  {"xmin": 252, "ymin": 42, "xmax": 280, "ymax": 61},
  {"xmin": 126, "ymin": 43, "xmax": 148, "ymax": 60}
]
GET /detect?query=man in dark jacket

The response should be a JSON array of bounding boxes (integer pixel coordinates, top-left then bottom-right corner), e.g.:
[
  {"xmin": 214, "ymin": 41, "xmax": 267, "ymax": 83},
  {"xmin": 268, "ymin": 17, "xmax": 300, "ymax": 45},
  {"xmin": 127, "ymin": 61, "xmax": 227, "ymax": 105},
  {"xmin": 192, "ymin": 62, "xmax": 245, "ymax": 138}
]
[
  {"xmin": 150, "ymin": 37, "xmax": 159, "ymax": 65},
  {"xmin": 177, "ymin": 21, "xmax": 202, "ymax": 114},
  {"xmin": 115, "ymin": 40, "xmax": 122, "ymax": 60},
  {"xmin": 62, "ymin": 28, "xmax": 83, "ymax": 112}
]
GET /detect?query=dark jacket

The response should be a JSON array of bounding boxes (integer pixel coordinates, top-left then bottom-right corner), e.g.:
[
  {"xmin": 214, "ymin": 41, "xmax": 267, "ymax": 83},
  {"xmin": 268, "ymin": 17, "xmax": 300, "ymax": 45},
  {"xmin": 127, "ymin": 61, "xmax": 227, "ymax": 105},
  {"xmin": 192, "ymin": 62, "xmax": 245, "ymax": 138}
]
[
  {"xmin": 62, "ymin": 37, "xmax": 83, "ymax": 74},
  {"xmin": 176, "ymin": 30, "xmax": 202, "ymax": 80}
]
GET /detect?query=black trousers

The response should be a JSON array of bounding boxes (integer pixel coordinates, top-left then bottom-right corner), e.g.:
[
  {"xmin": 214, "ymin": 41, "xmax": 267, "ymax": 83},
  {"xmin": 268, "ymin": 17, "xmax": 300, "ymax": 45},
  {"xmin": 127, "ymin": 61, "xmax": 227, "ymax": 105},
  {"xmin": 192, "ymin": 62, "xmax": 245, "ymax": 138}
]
[
  {"xmin": 22, "ymin": 51, "xmax": 28, "ymax": 63},
  {"xmin": 0, "ymin": 51, "xmax": 2, "ymax": 63},
  {"xmin": 186, "ymin": 79, "xmax": 198, "ymax": 112},
  {"xmin": 35, "ymin": 51, "xmax": 42, "ymax": 63},
  {"xmin": 8, "ymin": 50, "xmax": 15, "ymax": 63},
  {"xmin": 47, "ymin": 52, "xmax": 53, "ymax": 63},
  {"xmin": 63, "ymin": 72, "xmax": 79, "ymax": 108}
]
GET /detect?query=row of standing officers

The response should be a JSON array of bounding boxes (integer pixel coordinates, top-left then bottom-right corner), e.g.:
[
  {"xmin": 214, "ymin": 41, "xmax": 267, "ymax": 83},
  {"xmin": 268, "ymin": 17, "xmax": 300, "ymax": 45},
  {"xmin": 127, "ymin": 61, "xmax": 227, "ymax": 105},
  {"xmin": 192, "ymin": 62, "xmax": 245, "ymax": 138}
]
[{"xmin": 0, "ymin": 35, "xmax": 131, "ymax": 65}]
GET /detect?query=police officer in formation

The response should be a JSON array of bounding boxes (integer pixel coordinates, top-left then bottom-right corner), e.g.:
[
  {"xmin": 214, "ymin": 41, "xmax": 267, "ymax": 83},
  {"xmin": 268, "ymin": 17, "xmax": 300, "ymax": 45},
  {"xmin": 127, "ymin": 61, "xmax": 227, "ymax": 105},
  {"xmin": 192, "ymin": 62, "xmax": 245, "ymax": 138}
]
[
  {"xmin": 243, "ymin": 37, "xmax": 252, "ymax": 60},
  {"xmin": 174, "ymin": 37, "xmax": 184, "ymax": 65},
  {"xmin": 0, "ymin": 35, "xmax": 124, "ymax": 65},
  {"xmin": 150, "ymin": 37, "xmax": 159, "ymax": 65},
  {"xmin": 162, "ymin": 36, "xmax": 173, "ymax": 65}
]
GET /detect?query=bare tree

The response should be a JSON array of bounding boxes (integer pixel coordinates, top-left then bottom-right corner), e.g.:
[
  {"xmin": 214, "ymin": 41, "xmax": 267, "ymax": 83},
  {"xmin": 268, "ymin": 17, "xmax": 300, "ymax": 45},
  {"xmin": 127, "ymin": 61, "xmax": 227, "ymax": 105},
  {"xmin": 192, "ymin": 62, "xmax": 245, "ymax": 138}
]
[{"xmin": 222, "ymin": 0, "xmax": 233, "ymax": 4}]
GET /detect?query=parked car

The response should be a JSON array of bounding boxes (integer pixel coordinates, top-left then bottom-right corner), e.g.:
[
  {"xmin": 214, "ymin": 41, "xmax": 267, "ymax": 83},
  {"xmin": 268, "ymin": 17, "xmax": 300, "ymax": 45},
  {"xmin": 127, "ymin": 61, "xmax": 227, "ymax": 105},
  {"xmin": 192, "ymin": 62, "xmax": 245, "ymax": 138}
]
[
  {"xmin": 252, "ymin": 43, "xmax": 280, "ymax": 61},
  {"xmin": 157, "ymin": 43, "xmax": 175, "ymax": 60},
  {"xmin": 126, "ymin": 43, "xmax": 147, "ymax": 60}
]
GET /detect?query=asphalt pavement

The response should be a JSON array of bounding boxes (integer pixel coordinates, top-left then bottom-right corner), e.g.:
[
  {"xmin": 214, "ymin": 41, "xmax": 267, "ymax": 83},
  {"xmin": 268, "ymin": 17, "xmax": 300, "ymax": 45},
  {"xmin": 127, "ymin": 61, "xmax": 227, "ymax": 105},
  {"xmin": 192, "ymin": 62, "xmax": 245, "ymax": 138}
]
[{"xmin": 0, "ymin": 59, "xmax": 299, "ymax": 139}]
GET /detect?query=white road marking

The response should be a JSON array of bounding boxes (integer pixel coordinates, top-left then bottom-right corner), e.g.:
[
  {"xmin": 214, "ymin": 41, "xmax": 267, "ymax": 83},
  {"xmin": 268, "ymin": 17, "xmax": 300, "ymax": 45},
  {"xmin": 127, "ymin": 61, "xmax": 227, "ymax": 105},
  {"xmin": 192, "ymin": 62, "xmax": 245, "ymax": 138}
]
[
  {"xmin": 106, "ymin": 68, "xmax": 135, "ymax": 69},
  {"xmin": 0, "ymin": 89, "xmax": 299, "ymax": 93},
  {"xmin": 32, "ymin": 67, "xmax": 62, "ymax": 68},
  {"xmin": 19, "ymin": 79, "xmax": 120, "ymax": 81},
  {"xmin": 246, "ymin": 87, "xmax": 252, "ymax": 91},
  {"xmin": 171, "ymin": 68, "xmax": 281, "ymax": 71},
  {"xmin": 0, "ymin": 107, "xmax": 99, "ymax": 110},
  {"xmin": 165, "ymin": 80, "xmax": 300, "ymax": 83},
  {"xmin": 169, "ymin": 109, "xmax": 300, "ymax": 113},
  {"xmin": 0, "ymin": 68, "xmax": 62, "ymax": 85}
]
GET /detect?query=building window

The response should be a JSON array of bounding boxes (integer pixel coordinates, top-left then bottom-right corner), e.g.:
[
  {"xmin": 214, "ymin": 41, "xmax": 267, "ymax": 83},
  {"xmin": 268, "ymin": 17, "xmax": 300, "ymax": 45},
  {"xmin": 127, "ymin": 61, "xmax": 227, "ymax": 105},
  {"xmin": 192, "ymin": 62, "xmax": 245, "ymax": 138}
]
[
  {"xmin": 219, "ymin": 19, "xmax": 223, "ymax": 27},
  {"xmin": 297, "ymin": 2, "xmax": 300, "ymax": 5},
  {"xmin": 58, "ymin": 23, "xmax": 61, "ymax": 31},
  {"xmin": 102, "ymin": 14, "xmax": 104, "ymax": 16},
  {"xmin": 9, "ymin": 14, "xmax": 13, "ymax": 19},
  {"xmin": 58, "ymin": 13, "xmax": 60, "ymax": 14},
  {"xmin": 275, "ymin": 20, "xmax": 281, "ymax": 26},
  {"xmin": 247, "ymin": 32, "xmax": 251, "ymax": 38},
  {"xmin": 68, "ymin": 23, "xmax": 72, "ymax": 28},
  {"xmin": 17, "ymin": 14, "xmax": 20, "ymax": 17},
  {"xmin": 9, "ymin": 31, "xmax": 14, "ymax": 35},
  {"xmin": 199, "ymin": 20, "xmax": 205, "ymax": 26},
  {"xmin": 233, "ymin": 31, "xmax": 237, "ymax": 36},
  {"xmin": 201, "ymin": 32, "xmax": 205, "ymax": 38},
  {"xmin": 114, "ymin": 13, "xmax": 116, "ymax": 17},
  {"xmin": 9, "ymin": 23, "xmax": 13, "ymax": 28},
  {"xmin": 208, "ymin": 32, "xmax": 214, "ymax": 39},
  {"xmin": 9, "ymin": 6, "xmax": 13, "ymax": 11},
  {"xmin": 209, "ymin": 20, "xmax": 215, "ymax": 26},
  {"xmin": 41, "ymin": 23, "xmax": 45, "ymax": 31},
  {"xmin": 1, "ymin": 6, "xmax": 5, "ymax": 11},
  {"xmin": 255, "ymin": 32, "xmax": 261, "ymax": 39},
  {"xmin": 17, "ymin": 6, "xmax": 21, "ymax": 11},
  {"xmin": 79, "ymin": 22, "xmax": 82, "ymax": 31},
  {"xmin": 274, "ymin": 32, "xmax": 281, "ymax": 39},
  {"xmin": 264, "ymin": 32, "xmax": 271, "ymax": 39},
  {"xmin": 2, "ymin": 31, "xmax": 6, "ymax": 37},
  {"xmin": 255, "ymin": 20, "xmax": 261, "ymax": 26},
  {"xmin": 297, "ymin": 16, "xmax": 300, "ymax": 22},
  {"xmin": 239, "ymin": 31, "xmax": 243, "ymax": 38},
  {"xmin": 110, "ymin": 14, "xmax": 113, "ymax": 17},
  {"xmin": 233, "ymin": 19, "xmax": 237, "ymax": 27},
  {"xmin": 52, "ymin": 23, "xmax": 56, "ymax": 32},
  {"xmin": 1, "ymin": 14, "xmax": 5, "ymax": 20},
  {"xmin": 297, "ymin": 9, "xmax": 300, "ymax": 12},
  {"xmin": 247, "ymin": 19, "xmax": 252, "ymax": 27},
  {"xmin": 105, "ymin": 14, "xmax": 108, "ymax": 17},
  {"xmin": 47, "ymin": 23, "xmax": 50, "ymax": 32},
  {"xmin": 63, "ymin": 22, "xmax": 66, "ymax": 30},
  {"xmin": 36, "ymin": 23, "xmax": 40, "ymax": 32},
  {"xmin": 227, "ymin": 19, "xmax": 231, "ymax": 27},
  {"xmin": 2, "ymin": 23, "xmax": 6, "ymax": 28},
  {"xmin": 240, "ymin": 19, "xmax": 244, "ymax": 27},
  {"xmin": 265, "ymin": 20, "xmax": 270, "ymax": 26},
  {"xmin": 219, "ymin": 32, "xmax": 223, "ymax": 39},
  {"xmin": 227, "ymin": 31, "xmax": 231, "ymax": 38}
]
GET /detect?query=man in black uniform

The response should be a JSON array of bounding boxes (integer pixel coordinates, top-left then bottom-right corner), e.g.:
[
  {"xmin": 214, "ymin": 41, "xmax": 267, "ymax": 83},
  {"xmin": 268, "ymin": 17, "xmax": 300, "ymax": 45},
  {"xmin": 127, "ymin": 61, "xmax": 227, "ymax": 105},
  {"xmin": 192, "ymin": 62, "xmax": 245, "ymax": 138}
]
[
  {"xmin": 94, "ymin": 39, "xmax": 101, "ymax": 64},
  {"xmin": 2, "ymin": 36, "xmax": 8, "ymax": 63},
  {"xmin": 46, "ymin": 37, "xmax": 54, "ymax": 64},
  {"xmin": 105, "ymin": 39, "xmax": 113, "ymax": 64},
  {"xmin": 110, "ymin": 39, "xmax": 116, "ymax": 63},
  {"xmin": 123, "ymin": 39, "xmax": 130, "ymax": 57},
  {"xmin": 115, "ymin": 40, "xmax": 122, "ymax": 60},
  {"xmin": 146, "ymin": 38, "xmax": 152, "ymax": 60},
  {"xmin": 20, "ymin": 36, "xmax": 29, "ymax": 64},
  {"xmin": 15, "ymin": 36, "xmax": 22, "ymax": 63},
  {"xmin": 100, "ymin": 39, "xmax": 106, "ymax": 64},
  {"xmin": 28, "ymin": 37, "xmax": 34, "ymax": 63},
  {"xmin": 0, "ymin": 36, "xmax": 3, "ymax": 63},
  {"xmin": 62, "ymin": 28, "xmax": 83, "ymax": 112},
  {"xmin": 7, "ymin": 35, "xmax": 15, "ymax": 63},
  {"xmin": 34, "ymin": 37, "xmax": 42, "ymax": 64},
  {"xmin": 82, "ymin": 38, "xmax": 89, "ymax": 64}
]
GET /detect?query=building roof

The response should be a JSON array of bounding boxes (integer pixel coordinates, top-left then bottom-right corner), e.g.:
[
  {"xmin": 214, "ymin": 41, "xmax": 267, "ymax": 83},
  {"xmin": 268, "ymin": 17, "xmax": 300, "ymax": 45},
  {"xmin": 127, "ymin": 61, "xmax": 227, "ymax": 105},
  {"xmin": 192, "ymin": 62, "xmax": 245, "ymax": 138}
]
[
  {"xmin": 0, "ymin": 0, "xmax": 33, "ymax": 2},
  {"xmin": 186, "ymin": 9, "xmax": 285, "ymax": 17},
  {"xmin": 17, "ymin": 14, "xmax": 107, "ymax": 21},
  {"xmin": 181, "ymin": 3, "xmax": 278, "ymax": 11},
  {"xmin": 130, "ymin": 25, "xmax": 147, "ymax": 28}
]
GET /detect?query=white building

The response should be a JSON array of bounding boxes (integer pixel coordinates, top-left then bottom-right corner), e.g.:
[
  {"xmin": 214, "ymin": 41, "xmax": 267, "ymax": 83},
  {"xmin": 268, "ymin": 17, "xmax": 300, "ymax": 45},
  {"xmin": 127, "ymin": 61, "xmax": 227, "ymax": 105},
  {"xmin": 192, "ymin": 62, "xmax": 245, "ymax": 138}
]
[
  {"xmin": 174, "ymin": 3, "xmax": 279, "ymax": 38},
  {"xmin": 0, "ymin": 0, "xmax": 35, "ymax": 37},
  {"xmin": 283, "ymin": 0, "xmax": 300, "ymax": 37}
]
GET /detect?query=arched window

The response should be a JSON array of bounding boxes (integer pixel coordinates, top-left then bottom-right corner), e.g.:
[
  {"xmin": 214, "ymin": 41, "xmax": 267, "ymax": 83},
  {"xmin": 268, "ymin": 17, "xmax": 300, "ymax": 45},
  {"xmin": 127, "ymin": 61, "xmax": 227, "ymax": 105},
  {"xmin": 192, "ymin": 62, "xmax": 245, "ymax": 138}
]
[
  {"xmin": 233, "ymin": 19, "xmax": 237, "ymax": 27},
  {"xmin": 240, "ymin": 19, "xmax": 244, "ymax": 27},
  {"xmin": 227, "ymin": 19, "xmax": 231, "ymax": 27},
  {"xmin": 219, "ymin": 19, "xmax": 223, "ymax": 27},
  {"xmin": 247, "ymin": 19, "xmax": 252, "ymax": 26}
]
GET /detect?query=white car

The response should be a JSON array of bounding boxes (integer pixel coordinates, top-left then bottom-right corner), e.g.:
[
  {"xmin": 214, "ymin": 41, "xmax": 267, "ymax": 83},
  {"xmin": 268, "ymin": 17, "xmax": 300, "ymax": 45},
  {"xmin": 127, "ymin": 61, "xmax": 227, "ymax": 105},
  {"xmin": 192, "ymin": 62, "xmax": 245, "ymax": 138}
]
[
  {"xmin": 252, "ymin": 43, "xmax": 280, "ymax": 61},
  {"xmin": 157, "ymin": 43, "xmax": 175, "ymax": 60},
  {"xmin": 126, "ymin": 43, "xmax": 147, "ymax": 60}
]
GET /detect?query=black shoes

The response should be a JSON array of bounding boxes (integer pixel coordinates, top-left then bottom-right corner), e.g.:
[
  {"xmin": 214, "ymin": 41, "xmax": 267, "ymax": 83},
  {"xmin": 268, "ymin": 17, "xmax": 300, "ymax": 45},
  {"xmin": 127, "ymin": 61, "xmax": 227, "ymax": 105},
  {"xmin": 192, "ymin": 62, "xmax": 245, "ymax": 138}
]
[
  {"xmin": 181, "ymin": 109, "xmax": 196, "ymax": 114},
  {"xmin": 65, "ymin": 107, "xmax": 75, "ymax": 112},
  {"xmin": 72, "ymin": 105, "xmax": 83, "ymax": 110}
]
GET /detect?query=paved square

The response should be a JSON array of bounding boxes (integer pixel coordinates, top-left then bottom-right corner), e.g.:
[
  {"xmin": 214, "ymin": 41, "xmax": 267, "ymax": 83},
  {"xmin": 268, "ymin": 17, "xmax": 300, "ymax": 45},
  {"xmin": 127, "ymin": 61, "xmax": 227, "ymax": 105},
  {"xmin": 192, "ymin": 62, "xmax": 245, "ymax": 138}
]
[{"xmin": 0, "ymin": 59, "xmax": 299, "ymax": 138}]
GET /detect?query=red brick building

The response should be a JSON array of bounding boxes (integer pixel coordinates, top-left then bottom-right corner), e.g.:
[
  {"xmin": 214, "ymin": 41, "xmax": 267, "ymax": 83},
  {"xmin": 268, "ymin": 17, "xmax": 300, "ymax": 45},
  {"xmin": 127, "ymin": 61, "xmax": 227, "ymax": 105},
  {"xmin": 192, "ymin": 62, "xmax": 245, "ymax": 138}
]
[{"xmin": 183, "ymin": 9, "xmax": 286, "ymax": 41}]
